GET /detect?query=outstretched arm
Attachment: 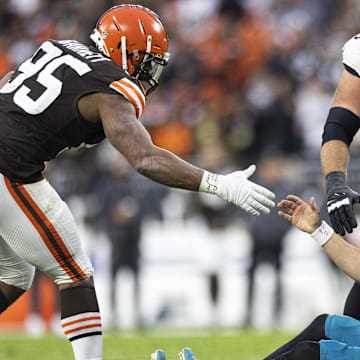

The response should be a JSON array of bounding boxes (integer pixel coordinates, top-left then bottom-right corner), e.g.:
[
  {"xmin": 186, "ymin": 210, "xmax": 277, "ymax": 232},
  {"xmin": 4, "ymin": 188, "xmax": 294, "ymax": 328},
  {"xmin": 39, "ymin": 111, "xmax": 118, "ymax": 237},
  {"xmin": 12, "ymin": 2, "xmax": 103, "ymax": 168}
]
[
  {"xmin": 98, "ymin": 92, "xmax": 204, "ymax": 191},
  {"xmin": 97, "ymin": 93, "xmax": 275, "ymax": 215},
  {"xmin": 278, "ymin": 195, "xmax": 360, "ymax": 282}
]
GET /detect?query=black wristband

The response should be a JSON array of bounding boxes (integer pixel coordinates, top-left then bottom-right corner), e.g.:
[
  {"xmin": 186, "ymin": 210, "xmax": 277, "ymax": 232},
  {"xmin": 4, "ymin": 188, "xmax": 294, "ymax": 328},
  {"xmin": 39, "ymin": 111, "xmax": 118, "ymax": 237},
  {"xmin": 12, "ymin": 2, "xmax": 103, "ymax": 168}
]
[
  {"xmin": 322, "ymin": 107, "xmax": 360, "ymax": 146},
  {"xmin": 325, "ymin": 171, "xmax": 345, "ymax": 193}
]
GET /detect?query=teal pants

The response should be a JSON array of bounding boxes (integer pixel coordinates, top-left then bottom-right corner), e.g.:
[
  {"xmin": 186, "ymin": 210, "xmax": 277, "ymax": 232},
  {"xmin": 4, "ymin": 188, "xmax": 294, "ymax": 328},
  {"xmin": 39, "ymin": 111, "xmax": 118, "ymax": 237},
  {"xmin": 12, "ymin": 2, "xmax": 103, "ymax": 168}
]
[{"xmin": 320, "ymin": 315, "xmax": 360, "ymax": 360}]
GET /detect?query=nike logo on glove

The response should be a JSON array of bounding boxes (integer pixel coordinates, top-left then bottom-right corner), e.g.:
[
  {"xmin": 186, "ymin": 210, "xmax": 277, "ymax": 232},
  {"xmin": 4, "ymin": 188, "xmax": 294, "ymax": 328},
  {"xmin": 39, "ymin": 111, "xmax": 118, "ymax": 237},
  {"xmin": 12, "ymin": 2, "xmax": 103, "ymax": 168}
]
[{"xmin": 327, "ymin": 198, "xmax": 351, "ymax": 212}]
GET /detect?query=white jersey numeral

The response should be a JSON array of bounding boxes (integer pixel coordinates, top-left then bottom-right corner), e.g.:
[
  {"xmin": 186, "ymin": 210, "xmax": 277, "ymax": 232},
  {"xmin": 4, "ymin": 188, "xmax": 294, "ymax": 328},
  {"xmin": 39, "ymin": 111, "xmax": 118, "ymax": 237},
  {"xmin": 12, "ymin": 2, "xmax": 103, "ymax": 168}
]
[{"xmin": 1, "ymin": 41, "xmax": 91, "ymax": 115}]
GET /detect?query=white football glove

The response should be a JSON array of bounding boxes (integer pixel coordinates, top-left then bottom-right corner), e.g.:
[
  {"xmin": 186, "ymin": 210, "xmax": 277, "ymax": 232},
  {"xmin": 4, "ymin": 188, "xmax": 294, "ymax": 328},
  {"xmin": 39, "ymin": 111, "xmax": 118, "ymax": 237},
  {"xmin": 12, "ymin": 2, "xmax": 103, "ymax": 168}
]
[{"xmin": 199, "ymin": 165, "xmax": 275, "ymax": 216}]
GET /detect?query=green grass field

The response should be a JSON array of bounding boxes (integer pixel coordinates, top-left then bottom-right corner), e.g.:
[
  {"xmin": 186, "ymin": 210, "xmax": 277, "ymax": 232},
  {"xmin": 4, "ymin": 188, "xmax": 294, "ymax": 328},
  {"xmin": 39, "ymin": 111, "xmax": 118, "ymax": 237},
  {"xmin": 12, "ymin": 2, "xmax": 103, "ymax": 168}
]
[{"xmin": 0, "ymin": 330, "xmax": 294, "ymax": 360}]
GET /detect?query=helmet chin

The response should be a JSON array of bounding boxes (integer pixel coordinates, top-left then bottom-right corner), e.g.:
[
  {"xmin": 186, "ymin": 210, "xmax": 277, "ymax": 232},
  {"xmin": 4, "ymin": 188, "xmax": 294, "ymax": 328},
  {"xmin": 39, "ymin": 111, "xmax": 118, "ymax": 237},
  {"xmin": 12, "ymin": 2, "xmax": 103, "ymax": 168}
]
[
  {"xmin": 140, "ymin": 78, "xmax": 159, "ymax": 96},
  {"xmin": 131, "ymin": 49, "xmax": 170, "ymax": 96},
  {"xmin": 124, "ymin": 34, "xmax": 170, "ymax": 96}
]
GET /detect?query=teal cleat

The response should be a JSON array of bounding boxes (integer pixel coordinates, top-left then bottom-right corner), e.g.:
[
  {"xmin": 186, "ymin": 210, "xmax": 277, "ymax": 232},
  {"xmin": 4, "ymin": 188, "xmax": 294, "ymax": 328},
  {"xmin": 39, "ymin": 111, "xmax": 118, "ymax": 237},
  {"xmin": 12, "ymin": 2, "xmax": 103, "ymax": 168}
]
[
  {"xmin": 179, "ymin": 348, "xmax": 197, "ymax": 360},
  {"xmin": 151, "ymin": 349, "xmax": 166, "ymax": 360}
]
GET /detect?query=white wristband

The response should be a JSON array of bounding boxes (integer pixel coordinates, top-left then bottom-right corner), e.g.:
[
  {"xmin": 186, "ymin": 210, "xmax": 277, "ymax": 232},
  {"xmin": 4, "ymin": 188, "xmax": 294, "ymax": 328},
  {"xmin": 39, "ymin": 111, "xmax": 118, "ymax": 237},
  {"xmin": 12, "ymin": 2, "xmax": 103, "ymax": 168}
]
[
  {"xmin": 310, "ymin": 221, "xmax": 334, "ymax": 247},
  {"xmin": 199, "ymin": 171, "xmax": 220, "ymax": 195}
]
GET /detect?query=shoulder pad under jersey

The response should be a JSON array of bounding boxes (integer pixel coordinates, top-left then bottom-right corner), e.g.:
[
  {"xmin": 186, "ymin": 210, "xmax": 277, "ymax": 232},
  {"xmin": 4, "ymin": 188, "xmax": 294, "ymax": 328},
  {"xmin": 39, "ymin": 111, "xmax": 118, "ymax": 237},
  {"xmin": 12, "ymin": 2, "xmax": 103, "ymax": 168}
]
[{"xmin": 343, "ymin": 34, "xmax": 360, "ymax": 76}]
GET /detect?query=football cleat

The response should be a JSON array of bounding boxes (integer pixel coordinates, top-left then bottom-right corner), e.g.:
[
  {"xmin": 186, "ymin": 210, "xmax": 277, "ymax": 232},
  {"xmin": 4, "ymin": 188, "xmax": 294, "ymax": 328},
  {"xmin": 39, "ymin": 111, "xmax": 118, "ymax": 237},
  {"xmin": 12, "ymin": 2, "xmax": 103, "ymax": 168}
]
[
  {"xmin": 179, "ymin": 348, "xmax": 197, "ymax": 360},
  {"xmin": 151, "ymin": 349, "xmax": 166, "ymax": 360},
  {"xmin": 90, "ymin": 4, "xmax": 170, "ymax": 95}
]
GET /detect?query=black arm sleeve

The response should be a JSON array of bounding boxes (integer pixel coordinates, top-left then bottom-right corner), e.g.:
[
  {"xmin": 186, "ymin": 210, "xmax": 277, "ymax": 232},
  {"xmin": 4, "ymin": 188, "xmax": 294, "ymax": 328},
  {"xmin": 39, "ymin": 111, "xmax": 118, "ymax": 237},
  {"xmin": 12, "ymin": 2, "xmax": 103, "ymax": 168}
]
[{"xmin": 322, "ymin": 107, "xmax": 360, "ymax": 146}]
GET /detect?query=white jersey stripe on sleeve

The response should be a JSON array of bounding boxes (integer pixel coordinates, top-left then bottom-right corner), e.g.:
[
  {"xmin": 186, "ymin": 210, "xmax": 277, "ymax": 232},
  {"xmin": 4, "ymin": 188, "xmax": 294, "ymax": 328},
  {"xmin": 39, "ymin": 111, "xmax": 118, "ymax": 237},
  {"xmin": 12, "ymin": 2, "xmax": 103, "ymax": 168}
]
[
  {"xmin": 109, "ymin": 78, "xmax": 145, "ymax": 119},
  {"xmin": 110, "ymin": 82, "xmax": 141, "ymax": 118},
  {"xmin": 120, "ymin": 78, "xmax": 146, "ymax": 107},
  {"xmin": 117, "ymin": 82, "xmax": 144, "ymax": 118}
]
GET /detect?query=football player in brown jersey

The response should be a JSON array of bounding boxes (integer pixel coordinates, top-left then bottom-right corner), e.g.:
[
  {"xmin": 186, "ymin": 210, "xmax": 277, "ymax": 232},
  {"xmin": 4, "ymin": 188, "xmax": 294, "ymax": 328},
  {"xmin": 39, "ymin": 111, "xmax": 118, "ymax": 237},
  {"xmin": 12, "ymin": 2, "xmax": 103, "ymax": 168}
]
[{"xmin": 0, "ymin": 4, "xmax": 275, "ymax": 360}]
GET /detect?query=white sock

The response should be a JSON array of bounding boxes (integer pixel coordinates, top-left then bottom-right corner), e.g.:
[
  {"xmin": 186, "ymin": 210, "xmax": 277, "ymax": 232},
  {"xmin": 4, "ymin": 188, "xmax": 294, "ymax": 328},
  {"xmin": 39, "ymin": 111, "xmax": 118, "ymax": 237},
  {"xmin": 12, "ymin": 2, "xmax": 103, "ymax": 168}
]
[
  {"xmin": 61, "ymin": 312, "xmax": 103, "ymax": 360},
  {"xmin": 71, "ymin": 335, "xmax": 102, "ymax": 360}
]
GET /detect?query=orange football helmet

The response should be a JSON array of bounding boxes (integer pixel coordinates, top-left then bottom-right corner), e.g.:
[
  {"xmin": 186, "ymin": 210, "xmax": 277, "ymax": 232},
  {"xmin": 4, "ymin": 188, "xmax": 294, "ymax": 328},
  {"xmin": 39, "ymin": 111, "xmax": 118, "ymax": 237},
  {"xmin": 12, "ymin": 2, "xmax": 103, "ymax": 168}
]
[{"xmin": 90, "ymin": 4, "xmax": 170, "ymax": 95}]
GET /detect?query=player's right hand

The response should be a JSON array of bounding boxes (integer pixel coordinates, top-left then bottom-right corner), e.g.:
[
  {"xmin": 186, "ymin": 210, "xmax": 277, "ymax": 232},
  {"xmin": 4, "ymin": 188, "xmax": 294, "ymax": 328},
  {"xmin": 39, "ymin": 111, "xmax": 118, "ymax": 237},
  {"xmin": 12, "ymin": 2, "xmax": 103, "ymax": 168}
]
[
  {"xmin": 326, "ymin": 186, "xmax": 360, "ymax": 236},
  {"xmin": 216, "ymin": 165, "xmax": 275, "ymax": 216}
]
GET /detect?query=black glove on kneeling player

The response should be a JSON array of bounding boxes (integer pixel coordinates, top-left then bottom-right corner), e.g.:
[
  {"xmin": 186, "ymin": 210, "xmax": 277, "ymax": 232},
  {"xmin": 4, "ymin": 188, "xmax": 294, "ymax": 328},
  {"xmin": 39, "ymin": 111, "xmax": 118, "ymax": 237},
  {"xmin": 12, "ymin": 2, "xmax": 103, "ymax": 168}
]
[{"xmin": 326, "ymin": 171, "xmax": 360, "ymax": 236}]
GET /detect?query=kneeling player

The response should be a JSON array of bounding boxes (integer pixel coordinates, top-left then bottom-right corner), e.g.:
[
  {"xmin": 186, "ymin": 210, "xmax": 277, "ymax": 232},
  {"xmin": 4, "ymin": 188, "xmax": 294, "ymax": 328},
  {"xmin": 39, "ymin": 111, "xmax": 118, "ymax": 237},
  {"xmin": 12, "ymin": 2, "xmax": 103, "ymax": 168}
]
[{"xmin": 262, "ymin": 195, "xmax": 360, "ymax": 360}]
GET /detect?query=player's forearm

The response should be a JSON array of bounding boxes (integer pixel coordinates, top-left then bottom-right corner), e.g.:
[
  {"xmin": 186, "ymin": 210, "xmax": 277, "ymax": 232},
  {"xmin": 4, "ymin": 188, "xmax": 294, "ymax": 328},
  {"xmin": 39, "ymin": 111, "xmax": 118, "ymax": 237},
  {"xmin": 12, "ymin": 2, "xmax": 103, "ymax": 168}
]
[
  {"xmin": 323, "ymin": 234, "xmax": 360, "ymax": 282},
  {"xmin": 135, "ymin": 146, "xmax": 203, "ymax": 191},
  {"xmin": 321, "ymin": 140, "xmax": 350, "ymax": 177}
]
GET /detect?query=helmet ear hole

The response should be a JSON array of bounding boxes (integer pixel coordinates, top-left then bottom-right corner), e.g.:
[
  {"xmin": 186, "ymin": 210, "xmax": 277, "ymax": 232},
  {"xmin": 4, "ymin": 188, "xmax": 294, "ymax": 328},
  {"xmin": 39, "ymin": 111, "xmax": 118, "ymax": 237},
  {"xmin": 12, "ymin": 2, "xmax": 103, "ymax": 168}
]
[{"xmin": 117, "ymin": 42, "xmax": 121, "ymax": 50}]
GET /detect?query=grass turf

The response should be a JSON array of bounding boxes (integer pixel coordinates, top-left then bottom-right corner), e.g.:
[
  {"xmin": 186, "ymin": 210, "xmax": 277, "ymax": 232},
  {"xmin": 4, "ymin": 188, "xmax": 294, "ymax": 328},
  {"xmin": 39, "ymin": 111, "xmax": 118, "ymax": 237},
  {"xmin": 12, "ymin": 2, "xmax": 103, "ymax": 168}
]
[{"xmin": 0, "ymin": 330, "xmax": 294, "ymax": 360}]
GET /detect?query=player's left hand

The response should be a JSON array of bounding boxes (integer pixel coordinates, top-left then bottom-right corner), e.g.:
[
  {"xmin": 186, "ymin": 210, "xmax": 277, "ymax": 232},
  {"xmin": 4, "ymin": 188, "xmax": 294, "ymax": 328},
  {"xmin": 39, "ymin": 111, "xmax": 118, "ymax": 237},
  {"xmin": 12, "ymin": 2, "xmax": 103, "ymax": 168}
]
[
  {"xmin": 326, "ymin": 186, "xmax": 360, "ymax": 236},
  {"xmin": 325, "ymin": 171, "xmax": 360, "ymax": 236},
  {"xmin": 278, "ymin": 195, "xmax": 322, "ymax": 234}
]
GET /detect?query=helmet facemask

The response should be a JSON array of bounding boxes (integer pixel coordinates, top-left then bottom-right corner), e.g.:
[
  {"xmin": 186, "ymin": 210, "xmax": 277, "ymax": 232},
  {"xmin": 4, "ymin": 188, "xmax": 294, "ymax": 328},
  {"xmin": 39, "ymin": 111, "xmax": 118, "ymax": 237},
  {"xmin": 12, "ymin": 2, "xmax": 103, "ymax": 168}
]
[
  {"xmin": 121, "ymin": 35, "xmax": 170, "ymax": 95},
  {"xmin": 131, "ymin": 47, "xmax": 169, "ymax": 95}
]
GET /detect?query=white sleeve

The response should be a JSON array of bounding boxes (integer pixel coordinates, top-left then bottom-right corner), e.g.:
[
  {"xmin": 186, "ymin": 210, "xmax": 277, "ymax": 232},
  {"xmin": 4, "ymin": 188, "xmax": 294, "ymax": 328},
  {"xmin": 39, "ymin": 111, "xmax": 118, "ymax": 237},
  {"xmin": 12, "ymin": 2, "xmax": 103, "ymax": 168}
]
[{"xmin": 342, "ymin": 34, "xmax": 360, "ymax": 76}]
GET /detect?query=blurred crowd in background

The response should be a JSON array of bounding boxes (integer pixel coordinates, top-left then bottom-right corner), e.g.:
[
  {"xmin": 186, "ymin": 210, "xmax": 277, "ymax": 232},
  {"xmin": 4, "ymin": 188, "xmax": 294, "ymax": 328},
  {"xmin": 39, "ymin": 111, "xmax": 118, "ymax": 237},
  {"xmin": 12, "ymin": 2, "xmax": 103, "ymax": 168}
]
[{"xmin": 1, "ymin": 0, "xmax": 360, "ymax": 332}]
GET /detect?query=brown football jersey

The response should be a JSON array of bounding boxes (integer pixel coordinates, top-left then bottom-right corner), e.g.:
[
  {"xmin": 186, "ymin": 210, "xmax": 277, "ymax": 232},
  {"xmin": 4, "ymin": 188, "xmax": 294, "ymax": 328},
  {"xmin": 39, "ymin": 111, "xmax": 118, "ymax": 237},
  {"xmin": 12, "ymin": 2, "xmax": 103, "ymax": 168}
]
[{"xmin": 0, "ymin": 40, "xmax": 146, "ymax": 183}]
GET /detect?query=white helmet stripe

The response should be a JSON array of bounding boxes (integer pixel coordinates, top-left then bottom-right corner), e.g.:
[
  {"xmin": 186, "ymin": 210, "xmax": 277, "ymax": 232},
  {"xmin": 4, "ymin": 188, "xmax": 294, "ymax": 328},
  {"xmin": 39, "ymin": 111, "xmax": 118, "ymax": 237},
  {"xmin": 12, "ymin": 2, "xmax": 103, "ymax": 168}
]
[
  {"xmin": 121, "ymin": 36, "xmax": 128, "ymax": 71},
  {"xmin": 143, "ymin": 35, "xmax": 152, "ymax": 63}
]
